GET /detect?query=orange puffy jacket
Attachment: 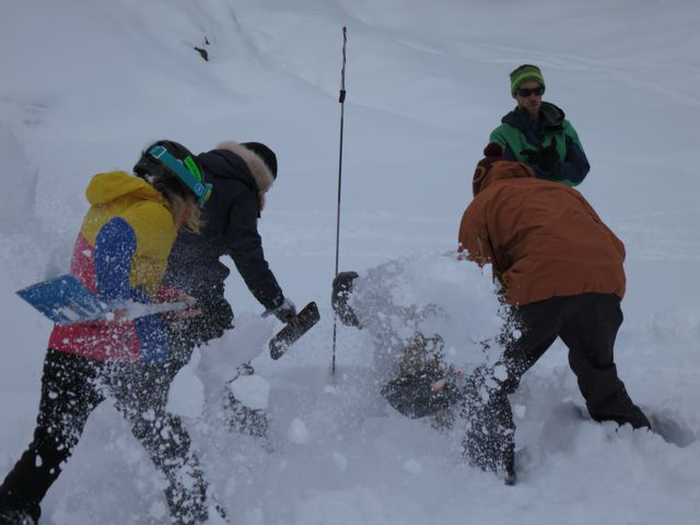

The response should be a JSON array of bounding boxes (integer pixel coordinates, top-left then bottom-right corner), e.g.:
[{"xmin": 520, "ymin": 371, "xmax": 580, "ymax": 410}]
[{"xmin": 458, "ymin": 160, "xmax": 625, "ymax": 306}]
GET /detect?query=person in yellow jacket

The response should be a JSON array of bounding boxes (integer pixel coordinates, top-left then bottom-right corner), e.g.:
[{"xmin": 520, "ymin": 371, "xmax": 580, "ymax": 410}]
[{"xmin": 0, "ymin": 141, "xmax": 224, "ymax": 525}]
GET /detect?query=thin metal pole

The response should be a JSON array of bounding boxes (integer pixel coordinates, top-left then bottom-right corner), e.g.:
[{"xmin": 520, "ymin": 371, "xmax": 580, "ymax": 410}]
[{"xmin": 332, "ymin": 26, "xmax": 347, "ymax": 377}]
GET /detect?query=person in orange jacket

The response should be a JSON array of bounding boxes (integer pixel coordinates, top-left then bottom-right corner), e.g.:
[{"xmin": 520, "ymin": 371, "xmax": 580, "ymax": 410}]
[
  {"xmin": 0, "ymin": 141, "xmax": 222, "ymax": 524},
  {"xmin": 457, "ymin": 143, "xmax": 650, "ymax": 484}
]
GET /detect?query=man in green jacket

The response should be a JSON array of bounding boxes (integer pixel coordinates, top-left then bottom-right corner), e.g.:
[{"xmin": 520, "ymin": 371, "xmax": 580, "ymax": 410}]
[{"xmin": 489, "ymin": 64, "xmax": 590, "ymax": 186}]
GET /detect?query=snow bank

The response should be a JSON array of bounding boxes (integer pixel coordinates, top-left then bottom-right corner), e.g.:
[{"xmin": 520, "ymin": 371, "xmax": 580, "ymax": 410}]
[{"xmin": 0, "ymin": 122, "xmax": 37, "ymax": 232}]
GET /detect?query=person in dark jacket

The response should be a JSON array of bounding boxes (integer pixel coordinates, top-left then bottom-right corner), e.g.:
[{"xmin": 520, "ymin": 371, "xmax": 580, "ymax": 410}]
[
  {"xmin": 489, "ymin": 64, "xmax": 590, "ymax": 187},
  {"xmin": 163, "ymin": 141, "xmax": 296, "ymax": 438},
  {"xmin": 457, "ymin": 143, "xmax": 650, "ymax": 484}
]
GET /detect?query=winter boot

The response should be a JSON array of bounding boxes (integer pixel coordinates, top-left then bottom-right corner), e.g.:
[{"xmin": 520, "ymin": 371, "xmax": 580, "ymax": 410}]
[
  {"xmin": 222, "ymin": 364, "xmax": 273, "ymax": 452},
  {"xmin": 460, "ymin": 362, "xmax": 518, "ymax": 484},
  {"xmin": 223, "ymin": 392, "xmax": 270, "ymax": 440},
  {"xmin": 504, "ymin": 449, "xmax": 517, "ymax": 486},
  {"xmin": 162, "ymin": 452, "xmax": 209, "ymax": 525}
]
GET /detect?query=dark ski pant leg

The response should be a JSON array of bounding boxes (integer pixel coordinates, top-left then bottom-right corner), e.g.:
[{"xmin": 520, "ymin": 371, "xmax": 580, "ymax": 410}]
[
  {"xmin": 0, "ymin": 350, "xmax": 104, "ymax": 522},
  {"xmin": 559, "ymin": 294, "xmax": 650, "ymax": 429},
  {"xmin": 222, "ymin": 363, "xmax": 272, "ymax": 444},
  {"xmin": 463, "ymin": 298, "xmax": 563, "ymax": 474},
  {"xmin": 105, "ymin": 363, "xmax": 208, "ymax": 524}
]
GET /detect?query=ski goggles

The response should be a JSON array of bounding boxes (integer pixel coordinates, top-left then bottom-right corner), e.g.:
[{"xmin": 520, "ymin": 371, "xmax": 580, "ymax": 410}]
[
  {"xmin": 516, "ymin": 85, "xmax": 545, "ymax": 98},
  {"xmin": 147, "ymin": 145, "xmax": 212, "ymax": 208}
]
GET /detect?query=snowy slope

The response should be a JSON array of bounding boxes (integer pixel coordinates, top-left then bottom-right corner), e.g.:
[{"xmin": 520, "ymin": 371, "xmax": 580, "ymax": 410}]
[{"xmin": 1, "ymin": 0, "xmax": 699, "ymax": 523}]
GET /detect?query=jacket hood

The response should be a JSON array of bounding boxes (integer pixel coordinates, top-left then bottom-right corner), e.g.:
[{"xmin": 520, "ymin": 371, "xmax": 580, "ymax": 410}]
[
  {"xmin": 199, "ymin": 141, "xmax": 276, "ymax": 210},
  {"xmin": 473, "ymin": 160, "xmax": 535, "ymax": 196},
  {"xmin": 502, "ymin": 101, "xmax": 565, "ymax": 131},
  {"xmin": 217, "ymin": 141, "xmax": 275, "ymax": 210},
  {"xmin": 85, "ymin": 171, "xmax": 163, "ymax": 206},
  {"xmin": 540, "ymin": 101, "xmax": 565, "ymax": 127}
]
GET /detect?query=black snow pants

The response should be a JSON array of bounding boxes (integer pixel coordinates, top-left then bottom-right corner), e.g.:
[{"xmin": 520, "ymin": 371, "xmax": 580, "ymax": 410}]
[
  {"xmin": 462, "ymin": 293, "xmax": 650, "ymax": 477},
  {"xmin": 0, "ymin": 349, "xmax": 208, "ymax": 524}
]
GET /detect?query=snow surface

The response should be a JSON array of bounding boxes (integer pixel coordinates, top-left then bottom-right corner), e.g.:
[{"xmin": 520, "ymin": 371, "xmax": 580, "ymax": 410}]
[{"xmin": 1, "ymin": 0, "xmax": 700, "ymax": 523}]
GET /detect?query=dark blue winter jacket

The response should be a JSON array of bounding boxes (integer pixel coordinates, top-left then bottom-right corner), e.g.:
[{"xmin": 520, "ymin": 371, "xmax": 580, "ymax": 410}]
[{"xmin": 164, "ymin": 143, "xmax": 284, "ymax": 312}]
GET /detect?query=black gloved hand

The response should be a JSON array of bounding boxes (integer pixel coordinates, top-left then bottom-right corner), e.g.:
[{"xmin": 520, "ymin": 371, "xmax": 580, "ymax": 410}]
[
  {"xmin": 271, "ymin": 298, "xmax": 297, "ymax": 323},
  {"xmin": 332, "ymin": 271, "xmax": 361, "ymax": 328},
  {"xmin": 537, "ymin": 137, "xmax": 560, "ymax": 172},
  {"xmin": 519, "ymin": 148, "xmax": 540, "ymax": 166}
]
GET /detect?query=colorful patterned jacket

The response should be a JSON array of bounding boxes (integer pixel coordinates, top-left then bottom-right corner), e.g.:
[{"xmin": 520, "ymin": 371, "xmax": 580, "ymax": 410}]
[
  {"xmin": 48, "ymin": 171, "xmax": 178, "ymax": 363},
  {"xmin": 489, "ymin": 102, "xmax": 590, "ymax": 187}
]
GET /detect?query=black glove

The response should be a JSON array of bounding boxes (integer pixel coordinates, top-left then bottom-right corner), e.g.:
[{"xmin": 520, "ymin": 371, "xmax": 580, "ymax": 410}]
[
  {"xmin": 538, "ymin": 137, "xmax": 559, "ymax": 172},
  {"xmin": 519, "ymin": 148, "xmax": 540, "ymax": 166},
  {"xmin": 332, "ymin": 271, "xmax": 361, "ymax": 327},
  {"xmin": 520, "ymin": 138, "xmax": 560, "ymax": 172},
  {"xmin": 271, "ymin": 298, "xmax": 297, "ymax": 323}
]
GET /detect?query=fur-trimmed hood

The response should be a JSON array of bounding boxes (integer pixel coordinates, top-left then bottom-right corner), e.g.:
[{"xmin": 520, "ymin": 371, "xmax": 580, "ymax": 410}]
[{"xmin": 215, "ymin": 140, "xmax": 275, "ymax": 210}]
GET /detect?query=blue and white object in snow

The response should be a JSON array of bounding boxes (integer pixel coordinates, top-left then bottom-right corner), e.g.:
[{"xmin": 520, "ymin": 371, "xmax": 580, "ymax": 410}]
[
  {"xmin": 17, "ymin": 274, "xmax": 110, "ymax": 325},
  {"xmin": 17, "ymin": 274, "xmax": 189, "ymax": 325}
]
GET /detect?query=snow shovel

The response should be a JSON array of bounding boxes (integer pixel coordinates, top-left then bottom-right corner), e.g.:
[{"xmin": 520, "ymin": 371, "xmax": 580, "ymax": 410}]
[
  {"xmin": 16, "ymin": 274, "xmax": 189, "ymax": 325},
  {"xmin": 269, "ymin": 302, "xmax": 320, "ymax": 360}
]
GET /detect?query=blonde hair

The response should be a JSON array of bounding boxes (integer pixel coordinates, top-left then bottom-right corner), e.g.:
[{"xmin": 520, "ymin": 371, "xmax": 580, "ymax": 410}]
[
  {"xmin": 147, "ymin": 174, "xmax": 204, "ymax": 234},
  {"xmin": 167, "ymin": 191, "xmax": 203, "ymax": 234}
]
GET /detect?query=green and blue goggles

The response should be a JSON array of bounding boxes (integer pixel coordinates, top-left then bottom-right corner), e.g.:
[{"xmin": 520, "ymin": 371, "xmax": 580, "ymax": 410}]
[{"xmin": 147, "ymin": 145, "xmax": 212, "ymax": 208}]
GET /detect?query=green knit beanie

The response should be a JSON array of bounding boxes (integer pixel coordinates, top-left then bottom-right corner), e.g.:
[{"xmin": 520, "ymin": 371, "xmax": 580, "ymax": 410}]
[{"xmin": 509, "ymin": 64, "xmax": 545, "ymax": 97}]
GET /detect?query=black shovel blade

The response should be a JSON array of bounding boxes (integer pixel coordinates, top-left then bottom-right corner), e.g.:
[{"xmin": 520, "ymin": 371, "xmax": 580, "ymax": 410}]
[{"xmin": 269, "ymin": 302, "xmax": 320, "ymax": 360}]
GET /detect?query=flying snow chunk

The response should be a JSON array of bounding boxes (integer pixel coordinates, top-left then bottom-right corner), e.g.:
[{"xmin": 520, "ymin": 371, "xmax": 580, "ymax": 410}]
[
  {"xmin": 403, "ymin": 459, "xmax": 423, "ymax": 474},
  {"xmin": 288, "ymin": 418, "xmax": 310, "ymax": 444},
  {"xmin": 513, "ymin": 404, "xmax": 527, "ymax": 418},
  {"xmin": 228, "ymin": 374, "xmax": 270, "ymax": 410},
  {"xmin": 492, "ymin": 364, "xmax": 508, "ymax": 382},
  {"xmin": 332, "ymin": 452, "xmax": 348, "ymax": 471},
  {"xmin": 167, "ymin": 356, "xmax": 205, "ymax": 418}
]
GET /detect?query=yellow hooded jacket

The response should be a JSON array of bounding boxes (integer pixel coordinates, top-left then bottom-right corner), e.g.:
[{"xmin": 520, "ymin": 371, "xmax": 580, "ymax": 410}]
[{"xmin": 49, "ymin": 171, "xmax": 178, "ymax": 363}]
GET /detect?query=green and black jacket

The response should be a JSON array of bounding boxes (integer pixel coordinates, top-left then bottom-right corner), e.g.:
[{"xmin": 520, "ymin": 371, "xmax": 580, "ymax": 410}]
[{"xmin": 489, "ymin": 102, "xmax": 590, "ymax": 186}]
